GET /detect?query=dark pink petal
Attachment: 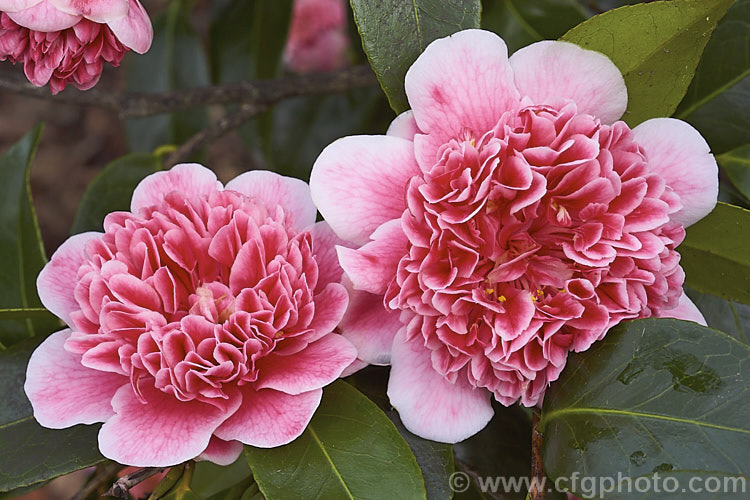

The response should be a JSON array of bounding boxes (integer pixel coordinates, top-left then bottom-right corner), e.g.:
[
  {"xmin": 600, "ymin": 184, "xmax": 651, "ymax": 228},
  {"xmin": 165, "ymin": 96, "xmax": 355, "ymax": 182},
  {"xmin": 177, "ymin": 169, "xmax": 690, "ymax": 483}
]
[
  {"xmin": 337, "ymin": 219, "xmax": 408, "ymax": 294},
  {"xmin": 255, "ymin": 334, "xmax": 356, "ymax": 394},
  {"xmin": 307, "ymin": 282, "xmax": 350, "ymax": 339},
  {"xmin": 338, "ymin": 288, "xmax": 401, "ymax": 365},
  {"xmin": 130, "ymin": 163, "xmax": 222, "ymax": 214},
  {"xmin": 98, "ymin": 383, "xmax": 241, "ymax": 467},
  {"xmin": 656, "ymin": 291, "xmax": 707, "ymax": 326},
  {"xmin": 509, "ymin": 40, "xmax": 627, "ymax": 124},
  {"xmin": 196, "ymin": 436, "xmax": 244, "ymax": 466},
  {"xmin": 213, "ymin": 386, "xmax": 322, "ymax": 448},
  {"xmin": 632, "ymin": 118, "xmax": 718, "ymax": 227},
  {"xmin": 24, "ymin": 329, "xmax": 127, "ymax": 428},
  {"xmin": 107, "ymin": 0, "xmax": 153, "ymax": 53},
  {"xmin": 310, "ymin": 135, "xmax": 421, "ymax": 245},
  {"xmin": 225, "ymin": 170, "xmax": 317, "ymax": 233},
  {"xmin": 387, "ymin": 110, "xmax": 420, "ymax": 141},
  {"xmin": 37, "ymin": 231, "xmax": 101, "ymax": 325},
  {"xmin": 387, "ymin": 330, "xmax": 493, "ymax": 443}
]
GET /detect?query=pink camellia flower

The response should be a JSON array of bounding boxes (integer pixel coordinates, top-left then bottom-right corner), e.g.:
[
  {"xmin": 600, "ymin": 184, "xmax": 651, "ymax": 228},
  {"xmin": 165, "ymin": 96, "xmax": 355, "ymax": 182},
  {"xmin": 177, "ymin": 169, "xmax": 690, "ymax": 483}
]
[
  {"xmin": 310, "ymin": 29, "xmax": 718, "ymax": 443},
  {"xmin": 283, "ymin": 0, "xmax": 349, "ymax": 73},
  {"xmin": 25, "ymin": 164, "xmax": 357, "ymax": 466},
  {"xmin": 0, "ymin": 0, "xmax": 153, "ymax": 94}
]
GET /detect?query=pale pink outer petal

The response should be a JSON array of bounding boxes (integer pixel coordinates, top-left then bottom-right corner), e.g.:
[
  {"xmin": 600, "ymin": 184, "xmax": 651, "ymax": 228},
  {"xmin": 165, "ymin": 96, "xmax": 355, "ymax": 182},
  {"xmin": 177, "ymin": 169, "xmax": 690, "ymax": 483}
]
[
  {"xmin": 310, "ymin": 135, "xmax": 420, "ymax": 246},
  {"xmin": 37, "ymin": 231, "xmax": 101, "ymax": 325},
  {"xmin": 225, "ymin": 170, "xmax": 316, "ymax": 233},
  {"xmin": 98, "ymin": 383, "xmax": 241, "ymax": 467},
  {"xmin": 48, "ymin": 0, "xmax": 128, "ymax": 23},
  {"xmin": 0, "ymin": 0, "xmax": 43, "ymax": 12},
  {"xmin": 656, "ymin": 291, "xmax": 707, "ymax": 326},
  {"xmin": 340, "ymin": 358, "xmax": 368, "ymax": 377},
  {"xmin": 107, "ymin": 0, "xmax": 153, "ymax": 54},
  {"xmin": 255, "ymin": 334, "xmax": 357, "ymax": 395},
  {"xmin": 24, "ymin": 329, "xmax": 127, "ymax": 428},
  {"xmin": 632, "ymin": 118, "xmax": 718, "ymax": 227},
  {"xmin": 405, "ymin": 29, "xmax": 521, "ymax": 165},
  {"xmin": 309, "ymin": 221, "xmax": 349, "ymax": 292},
  {"xmin": 196, "ymin": 437, "xmax": 244, "ymax": 466},
  {"xmin": 338, "ymin": 286, "xmax": 401, "ymax": 365},
  {"xmin": 7, "ymin": 0, "xmax": 81, "ymax": 31},
  {"xmin": 509, "ymin": 40, "xmax": 628, "ymax": 125},
  {"xmin": 214, "ymin": 386, "xmax": 322, "ymax": 448},
  {"xmin": 336, "ymin": 219, "xmax": 408, "ymax": 294},
  {"xmin": 387, "ymin": 110, "xmax": 420, "ymax": 141},
  {"xmin": 387, "ymin": 329, "xmax": 494, "ymax": 443},
  {"xmin": 130, "ymin": 163, "xmax": 222, "ymax": 214}
]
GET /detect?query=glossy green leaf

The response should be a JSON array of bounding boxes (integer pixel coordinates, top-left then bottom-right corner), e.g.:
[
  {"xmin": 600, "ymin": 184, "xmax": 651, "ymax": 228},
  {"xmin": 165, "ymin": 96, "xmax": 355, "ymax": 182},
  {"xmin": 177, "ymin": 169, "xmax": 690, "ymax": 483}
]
[
  {"xmin": 686, "ymin": 288, "xmax": 749, "ymax": 345},
  {"xmin": 71, "ymin": 152, "xmax": 162, "ymax": 234},
  {"xmin": 0, "ymin": 338, "xmax": 104, "ymax": 492},
  {"xmin": 210, "ymin": 0, "xmax": 293, "ymax": 83},
  {"xmin": 125, "ymin": 0, "xmax": 210, "ymax": 152},
  {"xmin": 717, "ymin": 144, "xmax": 750, "ymax": 204},
  {"xmin": 350, "ymin": 0, "xmax": 481, "ymax": 113},
  {"xmin": 191, "ymin": 455, "xmax": 252, "ymax": 499},
  {"xmin": 482, "ymin": 0, "xmax": 586, "ymax": 53},
  {"xmin": 676, "ymin": 0, "xmax": 750, "ymax": 154},
  {"xmin": 0, "ymin": 125, "xmax": 59, "ymax": 346},
  {"xmin": 561, "ymin": 0, "xmax": 733, "ymax": 126},
  {"xmin": 680, "ymin": 202, "xmax": 750, "ymax": 305},
  {"xmin": 246, "ymin": 381, "xmax": 426, "ymax": 499},
  {"xmin": 541, "ymin": 318, "xmax": 750, "ymax": 499}
]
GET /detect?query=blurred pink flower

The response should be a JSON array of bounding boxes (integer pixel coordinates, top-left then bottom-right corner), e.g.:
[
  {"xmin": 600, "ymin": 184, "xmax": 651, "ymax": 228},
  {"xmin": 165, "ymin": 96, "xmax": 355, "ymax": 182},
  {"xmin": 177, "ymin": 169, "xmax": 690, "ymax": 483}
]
[
  {"xmin": 310, "ymin": 30, "xmax": 718, "ymax": 443},
  {"xmin": 284, "ymin": 0, "xmax": 349, "ymax": 73},
  {"xmin": 0, "ymin": 0, "xmax": 153, "ymax": 94},
  {"xmin": 25, "ymin": 164, "xmax": 356, "ymax": 466}
]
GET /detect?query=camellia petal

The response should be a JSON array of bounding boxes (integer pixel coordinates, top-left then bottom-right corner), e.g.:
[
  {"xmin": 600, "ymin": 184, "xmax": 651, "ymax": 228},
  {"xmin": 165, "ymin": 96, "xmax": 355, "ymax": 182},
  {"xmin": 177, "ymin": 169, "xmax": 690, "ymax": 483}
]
[
  {"xmin": 196, "ymin": 437, "xmax": 244, "ymax": 467},
  {"xmin": 509, "ymin": 40, "xmax": 628, "ymax": 124},
  {"xmin": 130, "ymin": 163, "xmax": 222, "ymax": 213},
  {"xmin": 0, "ymin": 0, "xmax": 43, "ymax": 12},
  {"xmin": 656, "ymin": 292, "xmax": 707, "ymax": 326},
  {"xmin": 632, "ymin": 118, "xmax": 718, "ymax": 227},
  {"xmin": 24, "ymin": 329, "xmax": 127, "ymax": 428},
  {"xmin": 338, "ymin": 287, "xmax": 402, "ymax": 365},
  {"xmin": 387, "ymin": 110, "xmax": 421, "ymax": 141},
  {"xmin": 48, "ymin": 0, "xmax": 128, "ymax": 23},
  {"xmin": 311, "ymin": 135, "xmax": 421, "ymax": 245},
  {"xmin": 387, "ymin": 329, "xmax": 494, "ymax": 443},
  {"xmin": 6, "ymin": 0, "xmax": 80, "ymax": 31},
  {"xmin": 106, "ymin": 0, "xmax": 153, "ymax": 53},
  {"xmin": 225, "ymin": 170, "xmax": 317, "ymax": 233}
]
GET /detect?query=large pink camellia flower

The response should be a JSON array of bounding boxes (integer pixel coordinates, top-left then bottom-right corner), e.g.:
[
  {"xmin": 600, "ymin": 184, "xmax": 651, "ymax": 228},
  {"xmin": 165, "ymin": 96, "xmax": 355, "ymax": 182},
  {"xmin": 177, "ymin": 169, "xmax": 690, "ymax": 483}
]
[
  {"xmin": 310, "ymin": 29, "xmax": 718, "ymax": 443},
  {"xmin": 25, "ymin": 164, "xmax": 356, "ymax": 466},
  {"xmin": 0, "ymin": 0, "xmax": 153, "ymax": 94},
  {"xmin": 283, "ymin": 0, "xmax": 349, "ymax": 73}
]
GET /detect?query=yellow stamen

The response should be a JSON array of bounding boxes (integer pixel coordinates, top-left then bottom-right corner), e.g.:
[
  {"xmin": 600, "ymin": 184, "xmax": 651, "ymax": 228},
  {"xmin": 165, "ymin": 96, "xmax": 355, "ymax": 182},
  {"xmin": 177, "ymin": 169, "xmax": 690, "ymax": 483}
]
[
  {"xmin": 498, "ymin": 295, "xmax": 507, "ymax": 302},
  {"xmin": 485, "ymin": 288, "xmax": 495, "ymax": 295}
]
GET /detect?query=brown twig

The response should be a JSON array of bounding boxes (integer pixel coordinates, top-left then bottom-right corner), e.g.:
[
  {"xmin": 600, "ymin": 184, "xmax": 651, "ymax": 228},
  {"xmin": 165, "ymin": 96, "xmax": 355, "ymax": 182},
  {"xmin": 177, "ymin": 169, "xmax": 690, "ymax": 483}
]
[
  {"xmin": 530, "ymin": 410, "xmax": 546, "ymax": 500},
  {"xmin": 165, "ymin": 102, "xmax": 269, "ymax": 166},
  {"xmin": 71, "ymin": 462, "xmax": 124, "ymax": 500},
  {"xmin": 0, "ymin": 65, "xmax": 377, "ymax": 119},
  {"xmin": 104, "ymin": 467, "xmax": 166, "ymax": 499}
]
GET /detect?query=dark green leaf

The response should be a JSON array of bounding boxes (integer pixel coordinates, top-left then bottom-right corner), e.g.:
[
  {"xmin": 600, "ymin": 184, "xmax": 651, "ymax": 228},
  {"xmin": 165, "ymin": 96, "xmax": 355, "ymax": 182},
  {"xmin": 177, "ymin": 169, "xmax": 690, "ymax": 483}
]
[
  {"xmin": 482, "ymin": 0, "xmax": 586, "ymax": 53},
  {"xmin": 0, "ymin": 125, "xmax": 59, "ymax": 346},
  {"xmin": 209, "ymin": 0, "xmax": 293, "ymax": 83},
  {"xmin": 125, "ymin": 0, "xmax": 210, "ymax": 152},
  {"xmin": 0, "ymin": 338, "xmax": 104, "ymax": 492},
  {"xmin": 246, "ymin": 380, "xmax": 427, "ymax": 499},
  {"xmin": 717, "ymin": 144, "xmax": 750, "ymax": 204},
  {"xmin": 680, "ymin": 202, "xmax": 750, "ymax": 305},
  {"xmin": 676, "ymin": 0, "xmax": 750, "ymax": 154},
  {"xmin": 191, "ymin": 455, "xmax": 252, "ymax": 499},
  {"xmin": 541, "ymin": 318, "xmax": 750, "ymax": 499},
  {"xmin": 151, "ymin": 463, "xmax": 201, "ymax": 500},
  {"xmin": 561, "ymin": 0, "xmax": 733, "ymax": 126},
  {"xmin": 71, "ymin": 152, "xmax": 161, "ymax": 234},
  {"xmin": 350, "ymin": 0, "xmax": 481, "ymax": 113},
  {"xmin": 686, "ymin": 288, "xmax": 749, "ymax": 345}
]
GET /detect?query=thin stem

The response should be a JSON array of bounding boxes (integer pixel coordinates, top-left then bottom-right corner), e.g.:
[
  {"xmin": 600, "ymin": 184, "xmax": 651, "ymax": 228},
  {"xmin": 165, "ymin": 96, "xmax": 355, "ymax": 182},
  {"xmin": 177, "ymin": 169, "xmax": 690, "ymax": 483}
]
[
  {"xmin": 70, "ymin": 462, "xmax": 123, "ymax": 500},
  {"xmin": 0, "ymin": 65, "xmax": 376, "ymax": 118},
  {"xmin": 105, "ymin": 467, "xmax": 166, "ymax": 499},
  {"xmin": 530, "ymin": 410, "xmax": 546, "ymax": 500}
]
